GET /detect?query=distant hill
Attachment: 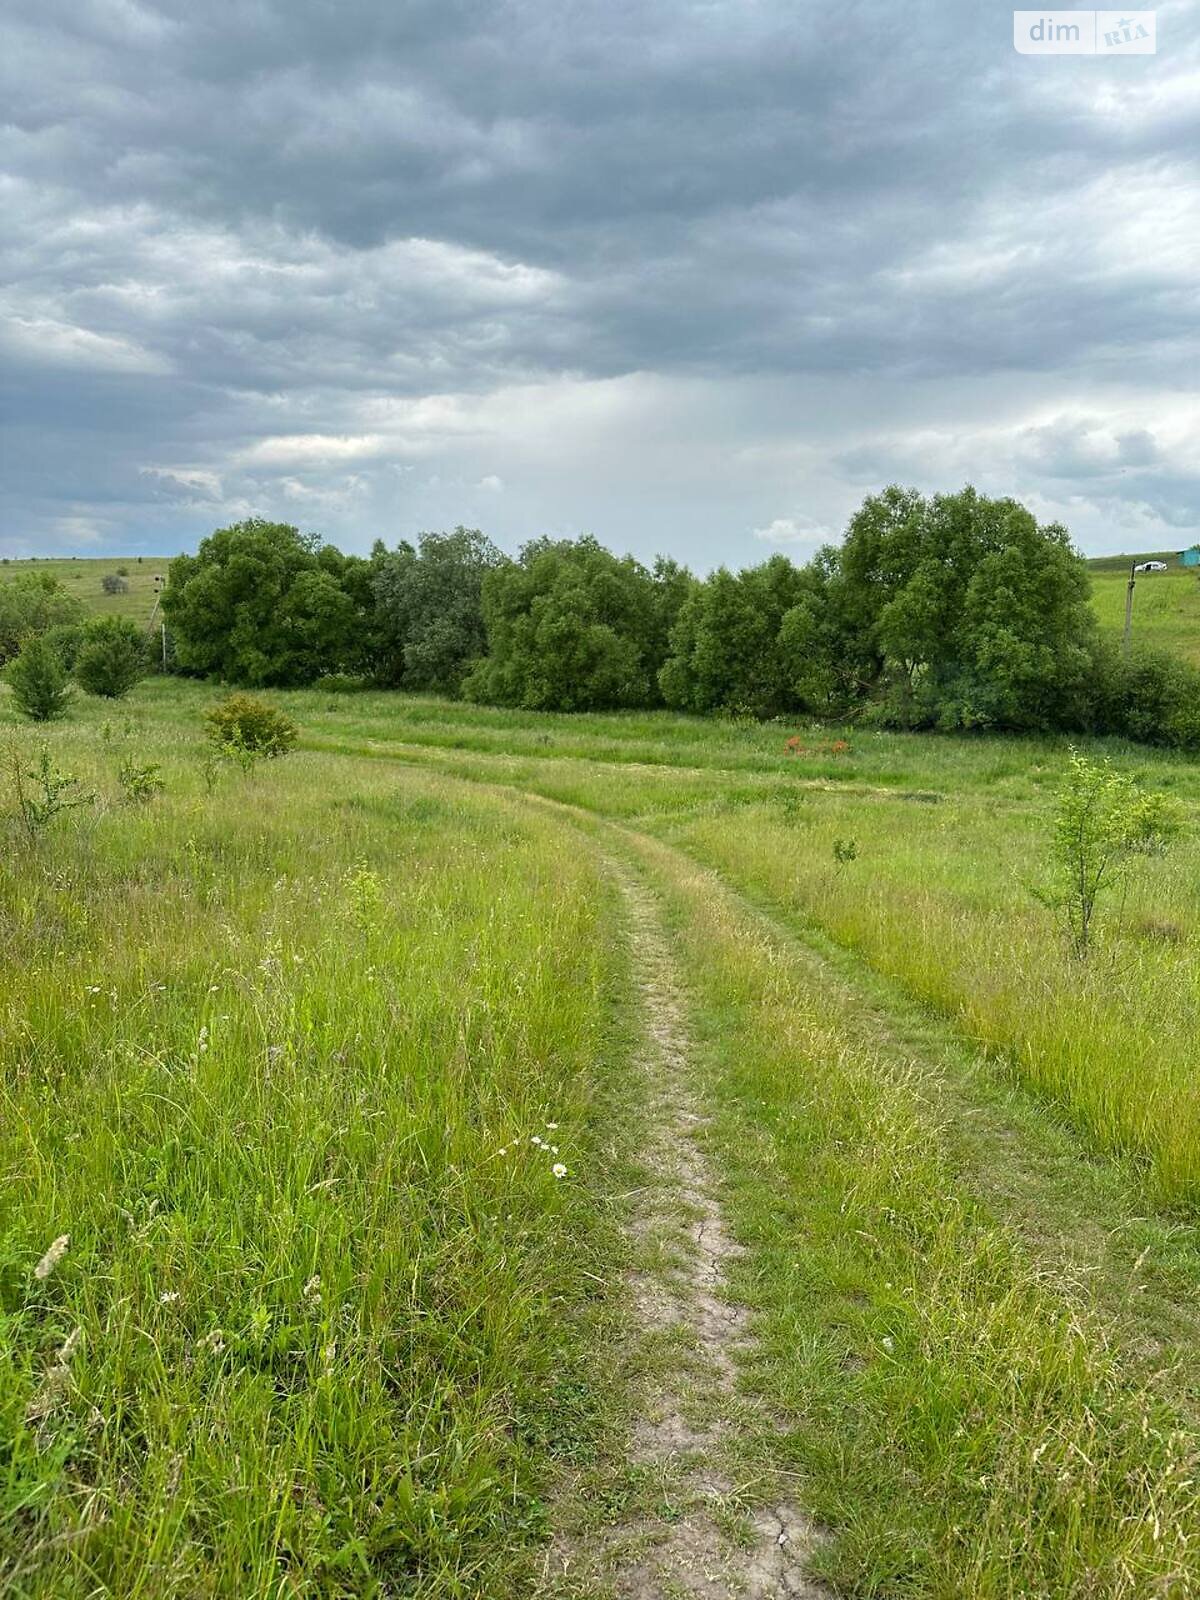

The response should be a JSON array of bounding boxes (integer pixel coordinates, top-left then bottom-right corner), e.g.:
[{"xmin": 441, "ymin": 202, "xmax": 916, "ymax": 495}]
[
  {"xmin": 1086, "ymin": 551, "xmax": 1200, "ymax": 665},
  {"xmin": 0, "ymin": 555, "xmax": 170, "ymax": 630},
  {"xmin": 1085, "ymin": 550, "xmax": 1181, "ymax": 574}
]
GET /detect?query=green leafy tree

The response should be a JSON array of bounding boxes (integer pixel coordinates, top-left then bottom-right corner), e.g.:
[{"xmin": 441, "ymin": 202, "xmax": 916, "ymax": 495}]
[
  {"xmin": 464, "ymin": 536, "xmax": 678, "ymax": 711},
  {"xmin": 659, "ymin": 555, "xmax": 806, "ymax": 717},
  {"xmin": 0, "ymin": 573, "xmax": 85, "ymax": 665},
  {"xmin": 371, "ymin": 527, "xmax": 506, "ymax": 694},
  {"xmin": 6, "ymin": 633, "xmax": 72, "ymax": 721},
  {"xmin": 163, "ymin": 519, "xmax": 370, "ymax": 686},
  {"xmin": 777, "ymin": 553, "xmax": 877, "ymax": 714},
  {"xmin": 75, "ymin": 616, "xmax": 147, "ymax": 699},
  {"xmin": 41, "ymin": 623, "xmax": 85, "ymax": 671},
  {"xmin": 778, "ymin": 486, "xmax": 1097, "ymax": 731}
]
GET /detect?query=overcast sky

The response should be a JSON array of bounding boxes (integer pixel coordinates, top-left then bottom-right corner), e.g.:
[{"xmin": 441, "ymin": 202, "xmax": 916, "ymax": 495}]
[{"xmin": 2, "ymin": 0, "xmax": 1198, "ymax": 567}]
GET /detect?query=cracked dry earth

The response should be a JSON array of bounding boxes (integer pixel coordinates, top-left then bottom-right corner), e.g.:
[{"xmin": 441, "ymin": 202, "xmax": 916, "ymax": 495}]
[{"xmin": 554, "ymin": 864, "xmax": 828, "ymax": 1600}]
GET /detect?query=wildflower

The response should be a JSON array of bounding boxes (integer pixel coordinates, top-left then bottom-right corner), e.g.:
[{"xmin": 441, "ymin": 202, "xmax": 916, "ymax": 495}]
[
  {"xmin": 552, "ymin": 1163, "xmax": 568, "ymax": 1179},
  {"xmin": 531, "ymin": 1134, "xmax": 543, "ymax": 1147},
  {"xmin": 159, "ymin": 1290, "xmax": 180, "ymax": 1304},
  {"xmin": 497, "ymin": 1147, "xmax": 508, "ymax": 1157},
  {"xmin": 550, "ymin": 1145, "xmax": 559, "ymax": 1154},
  {"xmin": 303, "ymin": 1274, "xmax": 322, "ymax": 1304},
  {"xmin": 34, "ymin": 1234, "xmax": 69, "ymax": 1281},
  {"xmin": 201, "ymin": 1329, "xmax": 225, "ymax": 1354},
  {"xmin": 197, "ymin": 1025, "xmax": 209, "ymax": 1054},
  {"xmin": 545, "ymin": 1123, "xmax": 558, "ymax": 1131}
]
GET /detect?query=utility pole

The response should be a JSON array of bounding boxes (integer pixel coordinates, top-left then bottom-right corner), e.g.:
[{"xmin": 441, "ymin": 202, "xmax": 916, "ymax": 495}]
[
  {"xmin": 148, "ymin": 572, "xmax": 167, "ymax": 668},
  {"xmin": 1124, "ymin": 560, "xmax": 1164, "ymax": 653},
  {"xmin": 1123, "ymin": 561, "xmax": 1136, "ymax": 655}
]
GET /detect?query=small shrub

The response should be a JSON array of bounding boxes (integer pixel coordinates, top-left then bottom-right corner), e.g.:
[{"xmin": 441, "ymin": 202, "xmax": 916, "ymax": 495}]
[
  {"xmin": 1044, "ymin": 751, "xmax": 1186, "ymax": 956},
  {"xmin": 778, "ymin": 790, "xmax": 807, "ymax": 824},
  {"xmin": 204, "ymin": 694, "xmax": 298, "ymax": 758},
  {"xmin": 102, "ymin": 574, "xmax": 130, "ymax": 595},
  {"xmin": 832, "ymin": 837, "xmax": 858, "ymax": 868},
  {"xmin": 6, "ymin": 743, "xmax": 93, "ymax": 842},
  {"xmin": 115, "ymin": 565, "xmax": 129, "ymax": 577},
  {"xmin": 315, "ymin": 672, "xmax": 368, "ymax": 695},
  {"xmin": 117, "ymin": 756, "xmax": 165, "ymax": 805},
  {"xmin": 6, "ymin": 634, "xmax": 72, "ymax": 721},
  {"xmin": 75, "ymin": 617, "xmax": 147, "ymax": 699},
  {"xmin": 1091, "ymin": 642, "xmax": 1200, "ymax": 751}
]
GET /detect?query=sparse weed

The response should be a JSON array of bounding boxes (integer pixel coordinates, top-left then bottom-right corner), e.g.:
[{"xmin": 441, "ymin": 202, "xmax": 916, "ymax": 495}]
[
  {"xmin": 5, "ymin": 741, "xmax": 94, "ymax": 843},
  {"xmin": 117, "ymin": 754, "xmax": 165, "ymax": 804},
  {"xmin": 343, "ymin": 858, "xmax": 383, "ymax": 932}
]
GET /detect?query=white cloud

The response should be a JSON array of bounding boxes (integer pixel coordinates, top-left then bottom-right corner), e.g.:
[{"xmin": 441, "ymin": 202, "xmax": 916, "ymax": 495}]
[
  {"xmin": 0, "ymin": 312, "xmax": 169, "ymax": 373},
  {"xmin": 753, "ymin": 515, "xmax": 831, "ymax": 547},
  {"xmin": 54, "ymin": 515, "xmax": 105, "ymax": 545},
  {"xmin": 141, "ymin": 465, "xmax": 223, "ymax": 498},
  {"xmin": 235, "ymin": 434, "xmax": 389, "ymax": 467}
]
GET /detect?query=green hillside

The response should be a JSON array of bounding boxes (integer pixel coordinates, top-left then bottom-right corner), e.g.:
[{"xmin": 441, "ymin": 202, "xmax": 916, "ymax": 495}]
[
  {"xmin": 1086, "ymin": 551, "xmax": 1200, "ymax": 666},
  {"xmin": 0, "ymin": 555, "xmax": 170, "ymax": 629}
]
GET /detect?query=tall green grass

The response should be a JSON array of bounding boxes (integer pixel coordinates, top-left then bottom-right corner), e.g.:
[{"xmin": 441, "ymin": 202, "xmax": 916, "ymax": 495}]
[
  {"xmin": 0, "ymin": 714, "xmax": 632, "ymax": 1596},
  {"xmin": 664, "ymin": 791, "xmax": 1200, "ymax": 1208}
]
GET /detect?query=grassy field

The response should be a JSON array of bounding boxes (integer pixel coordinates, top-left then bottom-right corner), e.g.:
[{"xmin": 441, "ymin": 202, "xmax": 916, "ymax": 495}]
[
  {"xmin": 1086, "ymin": 552, "xmax": 1200, "ymax": 665},
  {"xmin": 0, "ymin": 692, "xmax": 639, "ymax": 1596},
  {"xmin": 6, "ymin": 678, "xmax": 1200, "ymax": 1595},
  {"xmin": 1, "ymin": 557, "xmax": 170, "ymax": 629}
]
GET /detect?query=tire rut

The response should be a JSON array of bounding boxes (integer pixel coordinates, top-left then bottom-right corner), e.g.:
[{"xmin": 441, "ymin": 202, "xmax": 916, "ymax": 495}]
[{"xmin": 553, "ymin": 861, "xmax": 827, "ymax": 1600}]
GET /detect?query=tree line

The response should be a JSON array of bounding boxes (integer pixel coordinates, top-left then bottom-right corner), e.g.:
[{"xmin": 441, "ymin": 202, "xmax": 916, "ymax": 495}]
[{"xmin": 4, "ymin": 487, "xmax": 1197, "ymax": 748}]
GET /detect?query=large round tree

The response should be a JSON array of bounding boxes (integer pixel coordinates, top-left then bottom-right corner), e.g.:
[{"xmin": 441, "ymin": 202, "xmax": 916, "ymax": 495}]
[{"xmin": 163, "ymin": 519, "xmax": 370, "ymax": 686}]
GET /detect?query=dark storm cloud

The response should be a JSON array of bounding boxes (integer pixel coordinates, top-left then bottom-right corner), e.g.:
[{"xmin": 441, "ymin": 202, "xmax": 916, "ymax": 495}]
[{"xmin": 2, "ymin": 0, "xmax": 1198, "ymax": 559}]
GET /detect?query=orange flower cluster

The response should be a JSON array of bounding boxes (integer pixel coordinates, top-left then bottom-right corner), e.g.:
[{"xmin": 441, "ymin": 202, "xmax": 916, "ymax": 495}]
[{"xmin": 784, "ymin": 735, "xmax": 851, "ymax": 757}]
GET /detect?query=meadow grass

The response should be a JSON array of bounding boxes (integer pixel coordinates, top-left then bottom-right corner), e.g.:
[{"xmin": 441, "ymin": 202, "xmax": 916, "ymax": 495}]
[
  {"xmin": 8, "ymin": 677, "xmax": 1200, "ymax": 1595},
  {"xmin": 0, "ymin": 696, "xmax": 638, "ymax": 1596},
  {"xmin": 660, "ymin": 788, "xmax": 1200, "ymax": 1208}
]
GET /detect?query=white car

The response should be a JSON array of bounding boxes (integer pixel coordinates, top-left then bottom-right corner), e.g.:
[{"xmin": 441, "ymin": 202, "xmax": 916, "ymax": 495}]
[{"xmin": 1133, "ymin": 560, "xmax": 1168, "ymax": 572}]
